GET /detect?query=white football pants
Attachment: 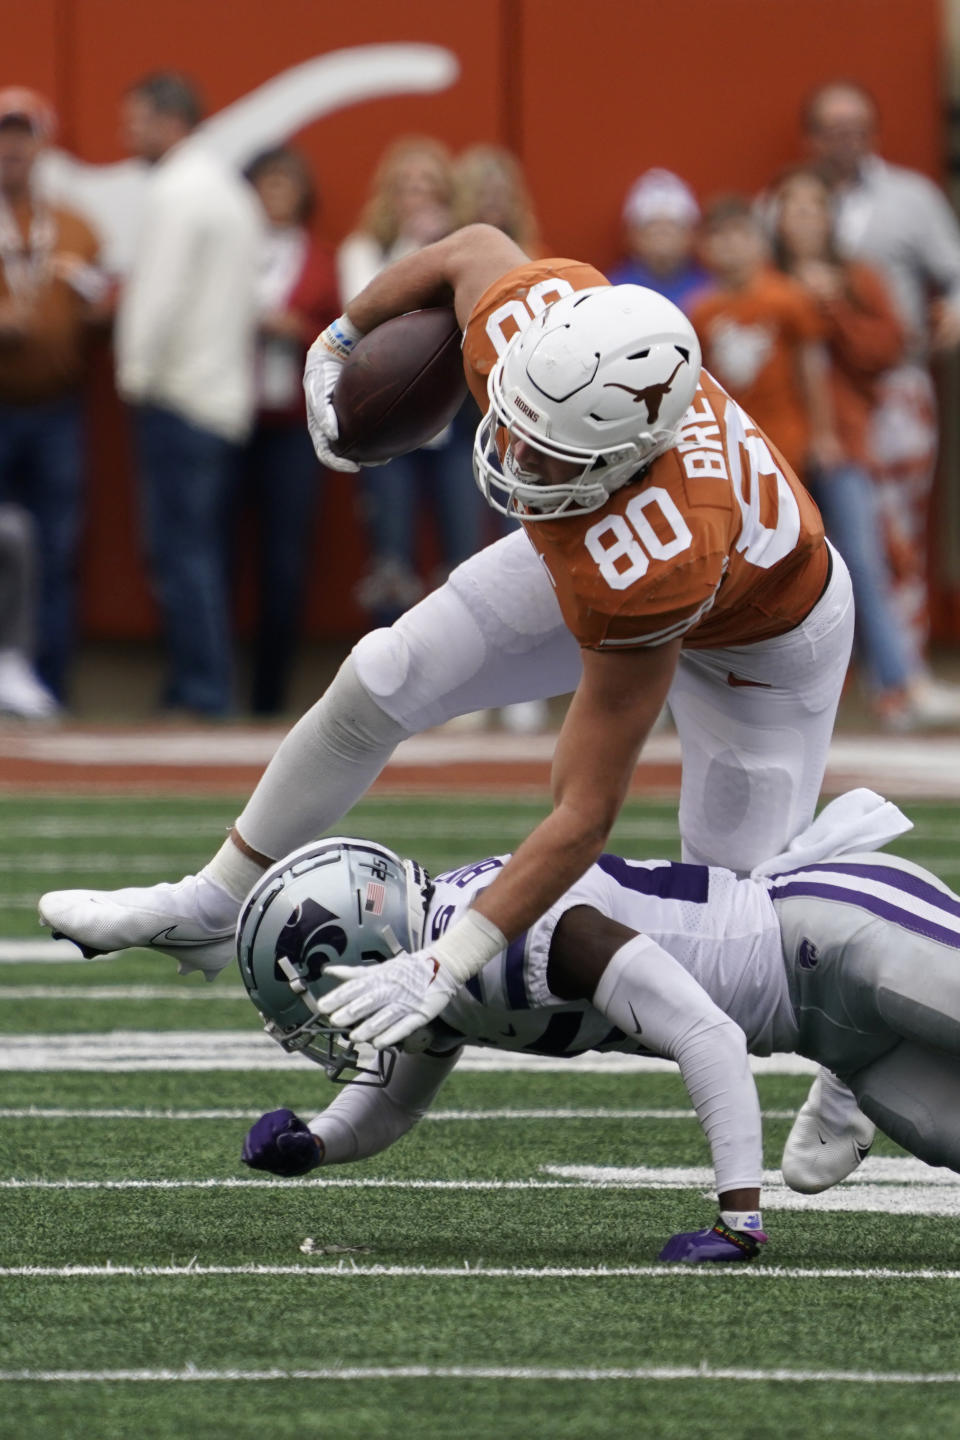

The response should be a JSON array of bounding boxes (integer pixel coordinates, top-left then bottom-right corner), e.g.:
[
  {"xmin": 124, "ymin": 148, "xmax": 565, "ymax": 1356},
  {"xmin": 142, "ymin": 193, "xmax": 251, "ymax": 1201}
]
[{"xmin": 237, "ymin": 529, "xmax": 853, "ymax": 874}]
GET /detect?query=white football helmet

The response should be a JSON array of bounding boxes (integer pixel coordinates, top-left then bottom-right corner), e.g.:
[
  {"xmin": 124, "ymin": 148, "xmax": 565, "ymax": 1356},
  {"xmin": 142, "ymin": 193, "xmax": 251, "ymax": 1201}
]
[
  {"xmin": 473, "ymin": 284, "xmax": 701, "ymax": 519},
  {"xmin": 236, "ymin": 837, "xmax": 431, "ymax": 1086}
]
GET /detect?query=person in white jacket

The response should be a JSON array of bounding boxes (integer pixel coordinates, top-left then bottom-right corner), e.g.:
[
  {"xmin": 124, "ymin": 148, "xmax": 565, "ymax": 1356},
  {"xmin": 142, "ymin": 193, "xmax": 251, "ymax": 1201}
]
[{"xmin": 115, "ymin": 71, "xmax": 262, "ymax": 717}]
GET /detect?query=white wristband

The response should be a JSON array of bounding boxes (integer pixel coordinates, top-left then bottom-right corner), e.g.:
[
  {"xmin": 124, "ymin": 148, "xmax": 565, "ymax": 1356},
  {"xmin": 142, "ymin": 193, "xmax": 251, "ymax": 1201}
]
[
  {"xmin": 429, "ymin": 909, "xmax": 508, "ymax": 985},
  {"xmin": 719, "ymin": 1209, "xmax": 764, "ymax": 1233},
  {"xmin": 324, "ymin": 314, "xmax": 364, "ymax": 358}
]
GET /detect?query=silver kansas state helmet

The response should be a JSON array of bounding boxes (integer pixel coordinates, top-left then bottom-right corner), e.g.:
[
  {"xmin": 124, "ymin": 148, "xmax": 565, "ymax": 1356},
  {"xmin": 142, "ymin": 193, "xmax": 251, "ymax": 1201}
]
[{"xmin": 236, "ymin": 837, "xmax": 431, "ymax": 1085}]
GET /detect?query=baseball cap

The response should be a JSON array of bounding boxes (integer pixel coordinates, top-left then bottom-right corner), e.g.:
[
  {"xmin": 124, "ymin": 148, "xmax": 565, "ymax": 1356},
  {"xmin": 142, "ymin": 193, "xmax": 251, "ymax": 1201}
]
[
  {"xmin": 0, "ymin": 87, "xmax": 57, "ymax": 141},
  {"xmin": 622, "ymin": 168, "xmax": 700, "ymax": 228}
]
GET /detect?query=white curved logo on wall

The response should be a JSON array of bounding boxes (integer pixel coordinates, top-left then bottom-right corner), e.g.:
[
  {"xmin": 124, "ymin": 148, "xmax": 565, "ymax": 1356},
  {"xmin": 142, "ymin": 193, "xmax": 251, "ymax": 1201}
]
[{"xmin": 34, "ymin": 43, "xmax": 459, "ymax": 273}]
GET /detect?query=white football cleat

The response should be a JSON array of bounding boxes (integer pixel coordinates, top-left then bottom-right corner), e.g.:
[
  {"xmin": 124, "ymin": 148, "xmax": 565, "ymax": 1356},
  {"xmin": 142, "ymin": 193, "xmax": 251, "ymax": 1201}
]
[
  {"xmin": 38, "ymin": 873, "xmax": 240, "ymax": 981},
  {"xmin": 781, "ymin": 1068, "xmax": 876, "ymax": 1193},
  {"xmin": 0, "ymin": 649, "xmax": 60, "ymax": 719}
]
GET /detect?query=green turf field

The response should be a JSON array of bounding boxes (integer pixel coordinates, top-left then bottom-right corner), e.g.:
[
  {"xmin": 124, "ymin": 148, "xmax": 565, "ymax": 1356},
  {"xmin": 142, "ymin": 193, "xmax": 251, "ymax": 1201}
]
[{"xmin": 4, "ymin": 791, "xmax": 960, "ymax": 1439}]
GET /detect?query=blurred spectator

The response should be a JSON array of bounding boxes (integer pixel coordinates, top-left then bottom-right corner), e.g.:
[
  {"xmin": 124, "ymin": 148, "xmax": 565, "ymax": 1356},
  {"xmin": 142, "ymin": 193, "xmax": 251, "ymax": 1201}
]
[
  {"xmin": 804, "ymin": 80, "xmax": 960, "ymax": 713},
  {"xmin": 770, "ymin": 165, "xmax": 917, "ymax": 727},
  {"xmin": 338, "ymin": 137, "xmax": 484, "ymax": 628},
  {"xmin": 608, "ymin": 168, "xmax": 709, "ymax": 311},
  {"xmin": 0, "ymin": 87, "xmax": 106, "ymax": 705},
  {"xmin": 240, "ymin": 146, "xmax": 339, "ymax": 716},
  {"xmin": 337, "ymin": 135, "xmax": 453, "ymax": 300},
  {"xmin": 449, "ymin": 143, "xmax": 546, "ymax": 551},
  {"xmin": 0, "ymin": 502, "xmax": 58, "ymax": 717},
  {"xmin": 689, "ymin": 195, "xmax": 837, "ymax": 480},
  {"xmin": 115, "ymin": 71, "xmax": 262, "ymax": 718},
  {"xmin": 450, "ymin": 142, "xmax": 551, "ymax": 732},
  {"xmin": 451, "ymin": 143, "xmax": 542, "ymax": 254}
]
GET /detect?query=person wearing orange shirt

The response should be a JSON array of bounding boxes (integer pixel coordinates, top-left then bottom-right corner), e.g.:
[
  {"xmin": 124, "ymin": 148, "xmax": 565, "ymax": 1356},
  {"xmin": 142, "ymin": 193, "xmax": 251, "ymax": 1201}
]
[
  {"xmin": 41, "ymin": 224, "xmax": 856, "ymax": 1228},
  {"xmin": 804, "ymin": 81, "xmax": 960, "ymax": 702},
  {"xmin": 769, "ymin": 165, "xmax": 917, "ymax": 729},
  {"xmin": 688, "ymin": 195, "xmax": 838, "ymax": 482}
]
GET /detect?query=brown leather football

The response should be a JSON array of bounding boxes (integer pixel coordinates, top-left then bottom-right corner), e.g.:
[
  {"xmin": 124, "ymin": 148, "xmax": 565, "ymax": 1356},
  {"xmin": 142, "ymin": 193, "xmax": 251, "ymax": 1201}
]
[{"xmin": 331, "ymin": 307, "xmax": 468, "ymax": 464}]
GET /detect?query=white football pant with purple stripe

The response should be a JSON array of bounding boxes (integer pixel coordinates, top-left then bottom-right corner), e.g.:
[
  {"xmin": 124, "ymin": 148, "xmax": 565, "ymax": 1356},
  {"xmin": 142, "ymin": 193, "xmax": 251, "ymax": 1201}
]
[{"xmin": 772, "ymin": 849, "xmax": 960, "ymax": 1172}]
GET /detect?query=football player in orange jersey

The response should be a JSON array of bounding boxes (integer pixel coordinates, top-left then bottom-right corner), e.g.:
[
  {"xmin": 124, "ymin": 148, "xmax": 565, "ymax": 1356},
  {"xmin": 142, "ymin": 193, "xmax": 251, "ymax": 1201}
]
[{"xmin": 38, "ymin": 223, "xmax": 859, "ymax": 1195}]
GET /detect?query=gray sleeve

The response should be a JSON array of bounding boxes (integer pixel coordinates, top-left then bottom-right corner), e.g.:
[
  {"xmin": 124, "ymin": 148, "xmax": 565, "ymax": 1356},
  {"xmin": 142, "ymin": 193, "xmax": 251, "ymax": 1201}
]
[
  {"xmin": 307, "ymin": 1047, "xmax": 460, "ymax": 1164},
  {"xmin": 592, "ymin": 934, "xmax": 763, "ymax": 1193}
]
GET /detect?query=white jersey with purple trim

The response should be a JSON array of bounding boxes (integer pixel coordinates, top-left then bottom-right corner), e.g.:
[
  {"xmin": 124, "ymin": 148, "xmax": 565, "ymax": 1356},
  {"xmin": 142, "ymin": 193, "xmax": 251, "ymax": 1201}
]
[
  {"xmin": 308, "ymin": 843, "xmax": 960, "ymax": 1182},
  {"xmin": 425, "ymin": 853, "xmax": 794, "ymax": 1059}
]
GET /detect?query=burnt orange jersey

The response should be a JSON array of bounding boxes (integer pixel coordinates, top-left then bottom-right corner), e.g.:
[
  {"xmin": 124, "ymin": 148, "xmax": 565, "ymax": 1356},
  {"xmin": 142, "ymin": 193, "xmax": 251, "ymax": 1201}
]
[
  {"xmin": 462, "ymin": 257, "xmax": 608, "ymax": 411},
  {"xmin": 462, "ymin": 259, "xmax": 827, "ymax": 652}
]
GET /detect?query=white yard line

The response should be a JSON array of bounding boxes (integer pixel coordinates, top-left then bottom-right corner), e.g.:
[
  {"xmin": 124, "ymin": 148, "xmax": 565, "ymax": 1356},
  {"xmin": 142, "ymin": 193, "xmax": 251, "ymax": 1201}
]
[
  {"xmin": 0, "ymin": 895, "xmax": 92, "ymax": 912},
  {"xmin": 1, "ymin": 1363, "xmax": 959, "ymax": 1384},
  {"xmin": 3, "ymin": 1165, "xmax": 958, "ymax": 1214},
  {"xmin": 0, "ymin": 1263, "xmax": 958, "ymax": 1282},
  {"xmin": 0, "ymin": 1032, "xmax": 821, "ymax": 1074},
  {"xmin": 543, "ymin": 1158, "xmax": 956, "ymax": 1186},
  {"xmin": 0, "ymin": 855, "xmax": 211, "ymax": 873},
  {"xmin": 0, "ymin": 940, "xmax": 99, "ymax": 963},
  {"xmin": 0, "ymin": 1178, "xmax": 686, "ymax": 1190},
  {"xmin": 0, "ymin": 986, "xmax": 248, "ymax": 1000},
  {"xmin": 0, "ymin": 1106, "xmax": 797, "ymax": 1121}
]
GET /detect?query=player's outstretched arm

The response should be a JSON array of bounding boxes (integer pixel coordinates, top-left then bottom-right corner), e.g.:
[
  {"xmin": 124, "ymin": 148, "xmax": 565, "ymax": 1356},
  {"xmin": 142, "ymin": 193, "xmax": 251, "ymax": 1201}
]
[
  {"xmin": 345, "ymin": 223, "xmax": 529, "ymax": 335},
  {"xmin": 304, "ymin": 224, "xmax": 526, "ymax": 470},
  {"xmin": 472, "ymin": 642, "xmax": 684, "ymax": 940},
  {"xmin": 317, "ymin": 644, "xmax": 681, "ymax": 1048},
  {"xmin": 595, "ymin": 936, "xmax": 767, "ymax": 1263},
  {"xmin": 550, "ymin": 907, "xmax": 767, "ymax": 1263},
  {"xmin": 241, "ymin": 1049, "xmax": 459, "ymax": 1176}
]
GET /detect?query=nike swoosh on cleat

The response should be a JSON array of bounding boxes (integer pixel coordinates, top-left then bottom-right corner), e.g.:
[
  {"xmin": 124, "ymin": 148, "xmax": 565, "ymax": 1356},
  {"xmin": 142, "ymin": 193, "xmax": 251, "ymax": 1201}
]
[
  {"xmin": 147, "ymin": 926, "xmax": 233, "ymax": 949},
  {"xmin": 627, "ymin": 1002, "xmax": 643, "ymax": 1036}
]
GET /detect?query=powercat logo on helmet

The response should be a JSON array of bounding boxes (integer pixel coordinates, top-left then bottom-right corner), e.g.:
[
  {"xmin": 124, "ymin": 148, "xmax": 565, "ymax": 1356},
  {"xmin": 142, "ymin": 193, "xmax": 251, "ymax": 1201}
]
[{"xmin": 604, "ymin": 359, "xmax": 686, "ymax": 423}]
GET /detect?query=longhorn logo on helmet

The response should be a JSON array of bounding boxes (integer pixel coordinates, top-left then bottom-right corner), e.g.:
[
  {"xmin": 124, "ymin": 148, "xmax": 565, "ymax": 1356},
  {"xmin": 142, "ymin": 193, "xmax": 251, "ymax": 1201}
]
[{"xmin": 603, "ymin": 360, "xmax": 686, "ymax": 422}]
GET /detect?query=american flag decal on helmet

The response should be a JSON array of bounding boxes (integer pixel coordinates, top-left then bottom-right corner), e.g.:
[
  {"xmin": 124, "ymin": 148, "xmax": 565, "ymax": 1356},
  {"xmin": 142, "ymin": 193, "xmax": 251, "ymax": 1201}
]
[{"xmin": 364, "ymin": 881, "xmax": 386, "ymax": 915}]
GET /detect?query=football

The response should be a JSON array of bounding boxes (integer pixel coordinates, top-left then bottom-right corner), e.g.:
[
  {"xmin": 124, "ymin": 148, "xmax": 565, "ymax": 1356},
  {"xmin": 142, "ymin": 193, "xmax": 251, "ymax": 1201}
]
[{"xmin": 331, "ymin": 307, "xmax": 468, "ymax": 465}]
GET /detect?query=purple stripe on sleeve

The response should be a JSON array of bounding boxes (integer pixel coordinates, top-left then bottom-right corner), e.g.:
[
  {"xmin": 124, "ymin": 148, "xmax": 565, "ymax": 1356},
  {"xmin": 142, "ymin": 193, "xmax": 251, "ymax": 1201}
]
[
  {"xmin": 504, "ymin": 932, "xmax": 530, "ymax": 1010},
  {"xmin": 770, "ymin": 879, "xmax": 960, "ymax": 949},
  {"xmin": 597, "ymin": 854, "xmax": 710, "ymax": 903},
  {"xmin": 772, "ymin": 861, "xmax": 960, "ymax": 921}
]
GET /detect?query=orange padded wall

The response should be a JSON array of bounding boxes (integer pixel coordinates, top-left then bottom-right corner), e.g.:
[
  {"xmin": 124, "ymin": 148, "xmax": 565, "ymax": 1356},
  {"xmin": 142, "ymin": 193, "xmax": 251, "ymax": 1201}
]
[{"xmin": 8, "ymin": 0, "xmax": 948, "ymax": 639}]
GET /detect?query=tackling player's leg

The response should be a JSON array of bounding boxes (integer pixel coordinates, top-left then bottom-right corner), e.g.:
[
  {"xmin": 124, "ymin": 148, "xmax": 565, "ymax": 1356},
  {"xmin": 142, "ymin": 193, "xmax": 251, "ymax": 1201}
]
[{"xmin": 776, "ymin": 848, "xmax": 960, "ymax": 1190}]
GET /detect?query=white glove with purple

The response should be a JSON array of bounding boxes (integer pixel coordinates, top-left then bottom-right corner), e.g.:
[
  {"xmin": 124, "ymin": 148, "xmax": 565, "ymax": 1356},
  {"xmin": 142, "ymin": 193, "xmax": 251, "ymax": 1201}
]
[
  {"xmin": 303, "ymin": 316, "xmax": 363, "ymax": 473},
  {"xmin": 659, "ymin": 1211, "xmax": 768, "ymax": 1264},
  {"xmin": 316, "ymin": 910, "xmax": 508, "ymax": 1050}
]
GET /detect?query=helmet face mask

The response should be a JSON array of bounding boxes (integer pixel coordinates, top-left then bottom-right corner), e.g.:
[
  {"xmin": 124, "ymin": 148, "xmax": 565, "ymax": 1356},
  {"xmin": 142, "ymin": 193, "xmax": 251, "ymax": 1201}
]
[
  {"xmin": 473, "ymin": 284, "xmax": 702, "ymax": 520},
  {"xmin": 236, "ymin": 838, "xmax": 432, "ymax": 1086}
]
